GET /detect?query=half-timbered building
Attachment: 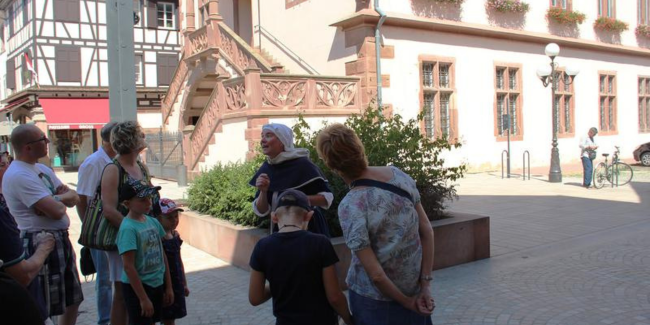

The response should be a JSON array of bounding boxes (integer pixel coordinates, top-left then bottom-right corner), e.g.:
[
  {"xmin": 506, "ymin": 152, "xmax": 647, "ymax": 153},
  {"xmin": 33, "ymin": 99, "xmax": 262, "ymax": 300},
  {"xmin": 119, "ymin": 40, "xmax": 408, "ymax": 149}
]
[{"xmin": 0, "ymin": 0, "xmax": 180, "ymax": 167}]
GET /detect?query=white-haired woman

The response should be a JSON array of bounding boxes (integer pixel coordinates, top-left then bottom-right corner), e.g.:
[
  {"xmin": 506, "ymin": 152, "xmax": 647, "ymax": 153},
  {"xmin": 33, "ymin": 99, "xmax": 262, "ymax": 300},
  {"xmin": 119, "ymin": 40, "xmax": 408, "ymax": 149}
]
[{"xmin": 249, "ymin": 123, "xmax": 333, "ymax": 236}]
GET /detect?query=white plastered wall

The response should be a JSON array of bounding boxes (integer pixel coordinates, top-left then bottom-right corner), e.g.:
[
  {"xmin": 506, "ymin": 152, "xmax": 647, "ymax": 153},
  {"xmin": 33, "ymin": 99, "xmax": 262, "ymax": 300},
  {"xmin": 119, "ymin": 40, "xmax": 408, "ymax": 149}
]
[
  {"xmin": 381, "ymin": 25, "xmax": 650, "ymax": 171},
  {"xmin": 250, "ymin": 0, "xmax": 356, "ymax": 75}
]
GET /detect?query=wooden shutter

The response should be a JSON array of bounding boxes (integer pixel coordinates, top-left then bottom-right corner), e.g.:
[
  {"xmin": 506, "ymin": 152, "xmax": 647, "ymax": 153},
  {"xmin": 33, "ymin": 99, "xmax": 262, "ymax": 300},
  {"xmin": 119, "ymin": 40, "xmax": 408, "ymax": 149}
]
[
  {"xmin": 70, "ymin": 47, "xmax": 81, "ymax": 82},
  {"xmin": 6, "ymin": 60, "xmax": 15, "ymax": 89},
  {"xmin": 174, "ymin": 4, "xmax": 179, "ymax": 30},
  {"xmin": 157, "ymin": 54, "xmax": 168, "ymax": 85},
  {"xmin": 147, "ymin": 0, "xmax": 158, "ymax": 28},
  {"xmin": 22, "ymin": 0, "xmax": 28, "ymax": 25},
  {"xmin": 21, "ymin": 54, "xmax": 27, "ymax": 85},
  {"xmin": 8, "ymin": 8, "xmax": 13, "ymax": 36},
  {"xmin": 68, "ymin": 0, "xmax": 80, "ymax": 22},
  {"xmin": 56, "ymin": 47, "xmax": 81, "ymax": 82},
  {"xmin": 54, "ymin": 0, "xmax": 66, "ymax": 21},
  {"xmin": 157, "ymin": 53, "xmax": 177, "ymax": 86}
]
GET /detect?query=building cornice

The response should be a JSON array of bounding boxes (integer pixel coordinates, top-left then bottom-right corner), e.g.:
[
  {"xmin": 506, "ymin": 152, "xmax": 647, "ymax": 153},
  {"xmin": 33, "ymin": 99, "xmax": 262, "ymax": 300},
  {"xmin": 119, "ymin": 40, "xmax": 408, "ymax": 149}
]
[
  {"xmin": 331, "ymin": 11, "xmax": 650, "ymax": 58},
  {"xmin": 2, "ymin": 87, "xmax": 169, "ymax": 104}
]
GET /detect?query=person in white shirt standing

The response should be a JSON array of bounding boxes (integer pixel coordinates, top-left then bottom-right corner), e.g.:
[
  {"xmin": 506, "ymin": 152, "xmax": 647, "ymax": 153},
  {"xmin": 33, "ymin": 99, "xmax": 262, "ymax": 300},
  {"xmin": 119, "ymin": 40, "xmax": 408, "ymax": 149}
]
[
  {"xmin": 2, "ymin": 124, "xmax": 82, "ymax": 325},
  {"xmin": 76, "ymin": 122, "xmax": 117, "ymax": 325},
  {"xmin": 579, "ymin": 127, "xmax": 599, "ymax": 189}
]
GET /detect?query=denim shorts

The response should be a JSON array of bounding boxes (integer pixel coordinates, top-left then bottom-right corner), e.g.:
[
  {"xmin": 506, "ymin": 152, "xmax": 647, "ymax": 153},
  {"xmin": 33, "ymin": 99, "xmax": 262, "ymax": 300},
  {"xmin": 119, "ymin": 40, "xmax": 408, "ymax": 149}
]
[
  {"xmin": 349, "ymin": 290, "xmax": 433, "ymax": 325},
  {"xmin": 122, "ymin": 282, "xmax": 163, "ymax": 325}
]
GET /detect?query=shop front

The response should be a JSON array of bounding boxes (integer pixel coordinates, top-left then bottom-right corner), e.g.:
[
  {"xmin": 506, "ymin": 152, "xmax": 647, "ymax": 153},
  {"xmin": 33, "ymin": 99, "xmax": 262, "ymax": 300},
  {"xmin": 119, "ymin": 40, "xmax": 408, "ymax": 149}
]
[{"xmin": 40, "ymin": 98, "xmax": 109, "ymax": 168}]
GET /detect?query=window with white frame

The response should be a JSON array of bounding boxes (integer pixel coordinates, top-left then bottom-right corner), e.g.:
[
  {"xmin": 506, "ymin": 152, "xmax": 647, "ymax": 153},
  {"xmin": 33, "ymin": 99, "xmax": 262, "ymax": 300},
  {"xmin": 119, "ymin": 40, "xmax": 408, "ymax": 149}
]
[
  {"xmin": 553, "ymin": 70, "xmax": 574, "ymax": 136},
  {"xmin": 640, "ymin": 0, "xmax": 650, "ymax": 24},
  {"xmin": 135, "ymin": 55, "xmax": 143, "ymax": 85},
  {"xmin": 550, "ymin": 0, "xmax": 570, "ymax": 10},
  {"xmin": 639, "ymin": 77, "xmax": 650, "ymax": 133},
  {"xmin": 420, "ymin": 57, "xmax": 456, "ymax": 140},
  {"xmin": 495, "ymin": 64, "xmax": 523, "ymax": 140},
  {"xmin": 599, "ymin": 72, "xmax": 617, "ymax": 133},
  {"xmin": 598, "ymin": 0, "xmax": 615, "ymax": 18},
  {"xmin": 157, "ymin": 3, "xmax": 174, "ymax": 29}
]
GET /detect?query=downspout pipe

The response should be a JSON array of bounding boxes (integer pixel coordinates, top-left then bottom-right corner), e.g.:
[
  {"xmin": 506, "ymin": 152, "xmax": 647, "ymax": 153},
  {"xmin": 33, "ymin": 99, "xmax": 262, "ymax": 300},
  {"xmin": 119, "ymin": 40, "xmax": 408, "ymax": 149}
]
[{"xmin": 374, "ymin": 0, "xmax": 387, "ymax": 113}]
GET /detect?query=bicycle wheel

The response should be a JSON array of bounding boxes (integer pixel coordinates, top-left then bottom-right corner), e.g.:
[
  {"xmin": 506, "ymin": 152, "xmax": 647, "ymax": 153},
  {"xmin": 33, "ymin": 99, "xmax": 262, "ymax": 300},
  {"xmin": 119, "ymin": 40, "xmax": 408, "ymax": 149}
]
[
  {"xmin": 608, "ymin": 163, "xmax": 633, "ymax": 186},
  {"xmin": 593, "ymin": 163, "xmax": 608, "ymax": 189}
]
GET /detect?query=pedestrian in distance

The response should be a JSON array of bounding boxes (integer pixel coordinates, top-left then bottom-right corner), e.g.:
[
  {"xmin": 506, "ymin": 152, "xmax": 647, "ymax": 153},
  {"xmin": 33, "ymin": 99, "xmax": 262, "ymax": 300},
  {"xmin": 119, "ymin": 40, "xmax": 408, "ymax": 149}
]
[
  {"xmin": 156, "ymin": 198, "xmax": 190, "ymax": 325},
  {"xmin": 579, "ymin": 127, "xmax": 599, "ymax": 189},
  {"xmin": 117, "ymin": 178, "xmax": 173, "ymax": 325},
  {"xmin": 76, "ymin": 121, "xmax": 117, "ymax": 325},
  {"xmin": 3, "ymin": 124, "xmax": 83, "ymax": 325},
  {"xmin": 248, "ymin": 189, "xmax": 354, "ymax": 325},
  {"xmin": 316, "ymin": 123, "xmax": 435, "ymax": 325}
]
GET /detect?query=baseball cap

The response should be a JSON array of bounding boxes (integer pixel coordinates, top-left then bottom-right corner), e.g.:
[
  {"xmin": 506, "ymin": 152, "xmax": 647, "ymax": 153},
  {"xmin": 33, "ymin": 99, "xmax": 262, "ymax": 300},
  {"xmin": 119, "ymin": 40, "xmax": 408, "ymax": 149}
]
[
  {"xmin": 159, "ymin": 198, "xmax": 184, "ymax": 215},
  {"xmin": 274, "ymin": 189, "xmax": 311, "ymax": 212},
  {"xmin": 120, "ymin": 178, "xmax": 161, "ymax": 200}
]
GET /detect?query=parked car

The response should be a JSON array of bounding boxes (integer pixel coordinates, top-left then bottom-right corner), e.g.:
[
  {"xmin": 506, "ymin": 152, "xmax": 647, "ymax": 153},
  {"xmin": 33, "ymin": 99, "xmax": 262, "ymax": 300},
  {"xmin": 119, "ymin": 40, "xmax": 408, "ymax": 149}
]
[{"xmin": 633, "ymin": 142, "xmax": 650, "ymax": 166}]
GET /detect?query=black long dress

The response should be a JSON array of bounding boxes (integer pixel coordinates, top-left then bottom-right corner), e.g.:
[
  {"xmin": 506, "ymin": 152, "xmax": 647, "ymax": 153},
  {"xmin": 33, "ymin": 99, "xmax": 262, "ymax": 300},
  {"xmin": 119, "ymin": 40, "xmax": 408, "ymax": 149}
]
[{"xmin": 249, "ymin": 156, "xmax": 332, "ymax": 237}]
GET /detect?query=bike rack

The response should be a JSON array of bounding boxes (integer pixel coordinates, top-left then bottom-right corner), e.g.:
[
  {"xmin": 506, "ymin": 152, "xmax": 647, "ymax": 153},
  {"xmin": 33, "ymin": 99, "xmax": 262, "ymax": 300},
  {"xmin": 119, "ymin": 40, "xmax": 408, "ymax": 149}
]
[
  {"xmin": 501, "ymin": 150, "xmax": 508, "ymax": 179},
  {"xmin": 522, "ymin": 150, "xmax": 530, "ymax": 181}
]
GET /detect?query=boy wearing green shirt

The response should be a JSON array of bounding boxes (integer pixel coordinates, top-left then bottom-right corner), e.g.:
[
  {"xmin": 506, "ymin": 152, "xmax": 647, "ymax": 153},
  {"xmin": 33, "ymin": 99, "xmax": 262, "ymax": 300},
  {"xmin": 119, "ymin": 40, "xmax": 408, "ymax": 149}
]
[{"xmin": 117, "ymin": 178, "xmax": 173, "ymax": 325}]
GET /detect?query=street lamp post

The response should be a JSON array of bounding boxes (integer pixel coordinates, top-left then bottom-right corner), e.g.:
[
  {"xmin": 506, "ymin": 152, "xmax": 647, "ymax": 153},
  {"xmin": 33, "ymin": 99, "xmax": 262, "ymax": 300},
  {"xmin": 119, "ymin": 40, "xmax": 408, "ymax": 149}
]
[{"xmin": 536, "ymin": 43, "xmax": 579, "ymax": 183}]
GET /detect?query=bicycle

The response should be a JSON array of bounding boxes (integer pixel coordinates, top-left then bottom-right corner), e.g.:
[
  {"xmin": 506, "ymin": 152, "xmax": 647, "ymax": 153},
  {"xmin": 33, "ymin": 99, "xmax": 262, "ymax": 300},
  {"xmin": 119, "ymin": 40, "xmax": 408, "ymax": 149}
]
[{"xmin": 592, "ymin": 146, "xmax": 633, "ymax": 189}]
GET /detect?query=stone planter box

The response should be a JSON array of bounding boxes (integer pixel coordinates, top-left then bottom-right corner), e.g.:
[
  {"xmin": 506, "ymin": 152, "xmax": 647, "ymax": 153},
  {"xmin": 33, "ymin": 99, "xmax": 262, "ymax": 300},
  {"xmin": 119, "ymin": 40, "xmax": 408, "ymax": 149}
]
[{"xmin": 177, "ymin": 210, "xmax": 490, "ymax": 288}]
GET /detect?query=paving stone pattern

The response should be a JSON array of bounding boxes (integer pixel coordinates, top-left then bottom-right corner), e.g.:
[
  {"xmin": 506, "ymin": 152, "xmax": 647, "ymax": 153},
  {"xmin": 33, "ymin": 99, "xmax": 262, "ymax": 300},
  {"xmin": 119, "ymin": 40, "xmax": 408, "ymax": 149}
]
[{"xmin": 56, "ymin": 171, "xmax": 650, "ymax": 325}]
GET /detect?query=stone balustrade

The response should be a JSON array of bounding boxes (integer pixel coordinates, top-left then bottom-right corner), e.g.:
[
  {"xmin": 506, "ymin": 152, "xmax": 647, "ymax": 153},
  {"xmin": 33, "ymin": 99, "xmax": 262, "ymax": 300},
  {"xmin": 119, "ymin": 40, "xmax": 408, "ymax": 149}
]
[{"xmin": 187, "ymin": 68, "xmax": 361, "ymax": 170}]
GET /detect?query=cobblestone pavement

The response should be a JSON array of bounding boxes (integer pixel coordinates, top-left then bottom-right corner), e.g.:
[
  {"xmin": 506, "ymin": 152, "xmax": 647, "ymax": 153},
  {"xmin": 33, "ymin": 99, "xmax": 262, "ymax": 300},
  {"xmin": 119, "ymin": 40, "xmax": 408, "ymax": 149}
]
[{"xmin": 55, "ymin": 171, "xmax": 650, "ymax": 325}]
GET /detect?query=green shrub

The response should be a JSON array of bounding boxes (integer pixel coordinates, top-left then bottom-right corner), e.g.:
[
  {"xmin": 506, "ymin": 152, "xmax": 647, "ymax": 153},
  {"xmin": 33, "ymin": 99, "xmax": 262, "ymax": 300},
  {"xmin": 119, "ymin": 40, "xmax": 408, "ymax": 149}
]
[
  {"xmin": 187, "ymin": 154, "xmax": 267, "ymax": 227},
  {"xmin": 293, "ymin": 104, "xmax": 466, "ymax": 230},
  {"xmin": 188, "ymin": 104, "xmax": 466, "ymax": 237}
]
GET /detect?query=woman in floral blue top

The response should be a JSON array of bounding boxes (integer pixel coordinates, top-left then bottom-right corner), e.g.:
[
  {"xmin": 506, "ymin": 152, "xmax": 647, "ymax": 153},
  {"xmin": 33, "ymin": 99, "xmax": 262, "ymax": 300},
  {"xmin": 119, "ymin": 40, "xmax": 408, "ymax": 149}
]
[{"xmin": 316, "ymin": 124, "xmax": 435, "ymax": 325}]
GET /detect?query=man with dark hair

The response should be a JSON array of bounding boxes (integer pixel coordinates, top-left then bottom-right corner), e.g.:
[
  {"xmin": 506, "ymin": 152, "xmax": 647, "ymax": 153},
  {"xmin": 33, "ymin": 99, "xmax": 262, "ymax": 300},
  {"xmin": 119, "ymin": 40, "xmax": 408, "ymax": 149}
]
[
  {"xmin": 3, "ymin": 124, "xmax": 82, "ymax": 325},
  {"xmin": 76, "ymin": 121, "xmax": 117, "ymax": 325}
]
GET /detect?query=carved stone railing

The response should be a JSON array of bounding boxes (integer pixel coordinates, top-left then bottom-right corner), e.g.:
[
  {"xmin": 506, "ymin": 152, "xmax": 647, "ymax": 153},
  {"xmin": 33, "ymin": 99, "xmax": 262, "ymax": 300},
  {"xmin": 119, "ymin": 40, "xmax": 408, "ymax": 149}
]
[
  {"xmin": 216, "ymin": 22, "xmax": 273, "ymax": 73},
  {"xmin": 223, "ymin": 78, "xmax": 247, "ymax": 112},
  {"xmin": 260, "ymin": 74, "xmax": 360, "ymax": 110},
  {"xmin": 162, "ymin": 53, "xmax": 188, "ymax": 125},
  {"xmin": 187, "ymin": 69, "xmax": 360, "ymax": 170},
  {"xmin": 189, "ymin": 83, "xmax": 224, "ymax": 170},
  {"xmin": 187, "ymin": 25, "xmax": 211, "ymax": 57}
]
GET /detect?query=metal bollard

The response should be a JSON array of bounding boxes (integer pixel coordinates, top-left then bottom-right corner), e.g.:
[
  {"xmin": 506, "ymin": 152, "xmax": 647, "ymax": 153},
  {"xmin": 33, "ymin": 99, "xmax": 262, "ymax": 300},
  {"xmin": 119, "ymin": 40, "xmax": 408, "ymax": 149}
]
[{"xmin": 177, "ymin": 164, "xmax": 188, "ymax": 187}]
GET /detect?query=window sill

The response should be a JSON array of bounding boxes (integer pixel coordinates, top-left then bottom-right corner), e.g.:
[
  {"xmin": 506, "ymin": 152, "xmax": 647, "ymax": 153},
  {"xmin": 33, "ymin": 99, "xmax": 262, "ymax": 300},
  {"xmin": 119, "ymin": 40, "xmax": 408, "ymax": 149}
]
[
  {"xmin": 598, "ymin": 130, "xmax": 619, "ymax": 136},
  {"xmin": 496, "ymin": 134, "xmax": 523, "ymax": 142},
  {"xmin": 557, "ymin": 132, "xmax": 575, "ymax": 139}
]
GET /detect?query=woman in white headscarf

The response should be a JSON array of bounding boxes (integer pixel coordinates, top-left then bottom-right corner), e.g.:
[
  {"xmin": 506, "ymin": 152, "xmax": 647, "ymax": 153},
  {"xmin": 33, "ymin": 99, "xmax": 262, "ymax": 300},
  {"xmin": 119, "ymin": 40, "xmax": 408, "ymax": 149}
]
[{"xmin": 249, "ymin": 123, "xmax": 333, "ymax": 236}]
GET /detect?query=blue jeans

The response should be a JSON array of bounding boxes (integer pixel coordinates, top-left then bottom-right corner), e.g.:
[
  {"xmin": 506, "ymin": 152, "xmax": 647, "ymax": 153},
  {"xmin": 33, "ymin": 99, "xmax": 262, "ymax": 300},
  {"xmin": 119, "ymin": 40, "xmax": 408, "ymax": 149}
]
[
  {"xmin": 582, "ymin": 157, "xmax": 593, "ymax": 187},
  {"xmin": 349, "ymin": 290, "xmax": 433, "ymax": 325},
  {"xmin": 90, "ymin": 248, "xmax": 112, "ymax": 325}
]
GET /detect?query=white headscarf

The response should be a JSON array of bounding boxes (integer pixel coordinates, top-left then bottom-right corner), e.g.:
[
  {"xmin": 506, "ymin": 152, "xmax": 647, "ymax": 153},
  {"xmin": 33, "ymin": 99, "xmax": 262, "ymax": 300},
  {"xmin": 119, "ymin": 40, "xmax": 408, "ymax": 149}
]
[{"xmin": 262, "ymin": 123, "xmax": 309, "ymax": 164}]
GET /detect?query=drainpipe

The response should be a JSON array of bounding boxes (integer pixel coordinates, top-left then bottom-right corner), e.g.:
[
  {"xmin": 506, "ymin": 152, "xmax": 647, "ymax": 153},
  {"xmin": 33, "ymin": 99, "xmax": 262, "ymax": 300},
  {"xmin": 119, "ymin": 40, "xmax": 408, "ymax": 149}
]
[{"xmin": 374, "ymin": 0, "xmax": 387, "ymax": 113}]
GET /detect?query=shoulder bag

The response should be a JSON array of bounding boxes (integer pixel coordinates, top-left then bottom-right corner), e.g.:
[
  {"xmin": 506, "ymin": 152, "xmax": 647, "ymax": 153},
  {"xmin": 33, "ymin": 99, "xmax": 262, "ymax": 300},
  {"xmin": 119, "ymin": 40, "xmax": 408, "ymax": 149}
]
[{"xmin": 78, "ymin": 162, "xmax": 124, "ymax": 251}]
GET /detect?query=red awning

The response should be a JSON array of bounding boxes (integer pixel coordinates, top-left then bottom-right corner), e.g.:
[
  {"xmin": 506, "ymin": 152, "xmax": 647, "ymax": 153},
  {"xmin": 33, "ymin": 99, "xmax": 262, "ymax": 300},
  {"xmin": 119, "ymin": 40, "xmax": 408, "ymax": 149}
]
[{"xmin": 40, "ymin": 98, "xmax": 110, "ymax": 130}]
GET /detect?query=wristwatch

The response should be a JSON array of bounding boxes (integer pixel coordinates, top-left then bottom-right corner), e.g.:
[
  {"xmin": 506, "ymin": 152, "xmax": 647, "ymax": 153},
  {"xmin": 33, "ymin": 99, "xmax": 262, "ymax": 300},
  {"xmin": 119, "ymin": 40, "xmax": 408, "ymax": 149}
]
[
  {"xmin": 53, "ymin": 195, "xmax": 61, "ymax": 202},
  {"xmin": 420, "ymin": 275, "xmax": 433, "ymax": 282}
]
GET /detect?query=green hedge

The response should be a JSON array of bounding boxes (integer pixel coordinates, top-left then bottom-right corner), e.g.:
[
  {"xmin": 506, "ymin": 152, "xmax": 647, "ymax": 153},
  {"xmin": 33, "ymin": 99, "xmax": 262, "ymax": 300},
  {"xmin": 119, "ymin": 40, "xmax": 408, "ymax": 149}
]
[
  {"xmin": 187, "ymin": 105, "xmax": 466, "ymax": 235},
  {"xmin": 187, "ymin": 154, "xmax": 267, "ymax": 227}
]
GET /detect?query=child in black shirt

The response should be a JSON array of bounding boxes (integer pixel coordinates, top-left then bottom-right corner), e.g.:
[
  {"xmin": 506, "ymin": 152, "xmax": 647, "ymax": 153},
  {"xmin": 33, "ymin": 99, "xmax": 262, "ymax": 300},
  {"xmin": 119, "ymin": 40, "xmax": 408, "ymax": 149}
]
[{"xmin": 249, "ymin": 189, "xmax": 353, "ymax": 325}]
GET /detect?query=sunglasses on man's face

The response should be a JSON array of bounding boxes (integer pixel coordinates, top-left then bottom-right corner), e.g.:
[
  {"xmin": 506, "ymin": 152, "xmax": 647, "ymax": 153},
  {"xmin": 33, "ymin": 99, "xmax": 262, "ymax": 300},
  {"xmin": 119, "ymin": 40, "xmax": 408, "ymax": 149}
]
[{"xmin": 26, "ymin": 135, "xmax": 49, "ymax": 145}]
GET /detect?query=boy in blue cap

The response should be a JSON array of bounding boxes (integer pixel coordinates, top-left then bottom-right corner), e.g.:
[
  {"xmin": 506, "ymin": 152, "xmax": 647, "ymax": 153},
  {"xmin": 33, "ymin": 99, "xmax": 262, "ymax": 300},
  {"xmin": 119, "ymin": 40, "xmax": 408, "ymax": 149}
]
[{"xmin": 248, "ymin": 189, "xmax": 353, "ymax": 325}]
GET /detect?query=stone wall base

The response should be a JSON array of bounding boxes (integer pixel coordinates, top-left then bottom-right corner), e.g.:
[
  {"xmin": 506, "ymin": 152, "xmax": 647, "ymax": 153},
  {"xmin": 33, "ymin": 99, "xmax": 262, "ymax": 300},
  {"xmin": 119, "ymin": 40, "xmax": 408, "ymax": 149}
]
[{"xmin": 177, "ymin": 211, "xmax": 490, "ymax": 289}]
